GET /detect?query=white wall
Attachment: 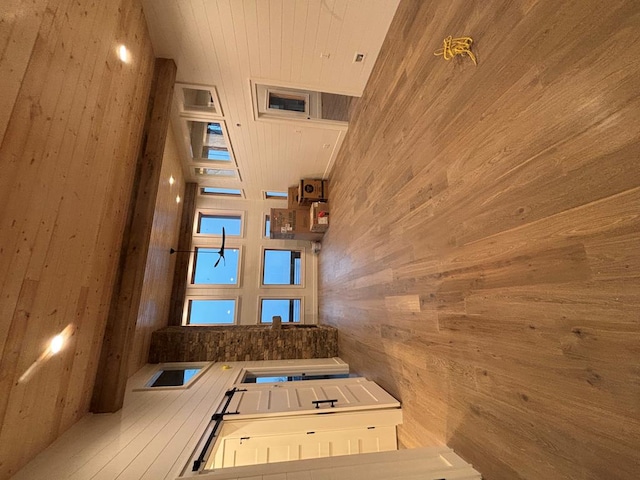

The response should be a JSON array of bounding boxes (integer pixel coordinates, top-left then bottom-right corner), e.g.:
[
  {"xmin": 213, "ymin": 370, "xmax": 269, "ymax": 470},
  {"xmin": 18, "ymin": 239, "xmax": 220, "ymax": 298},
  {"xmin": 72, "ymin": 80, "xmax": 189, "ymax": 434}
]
[
  {"xmin": 11, "ymin": 358, "xmax": 345, "ymax": 480},
  {"xmin": 142, "ymin": 0, "xmax": 401, "ymax": 198}
]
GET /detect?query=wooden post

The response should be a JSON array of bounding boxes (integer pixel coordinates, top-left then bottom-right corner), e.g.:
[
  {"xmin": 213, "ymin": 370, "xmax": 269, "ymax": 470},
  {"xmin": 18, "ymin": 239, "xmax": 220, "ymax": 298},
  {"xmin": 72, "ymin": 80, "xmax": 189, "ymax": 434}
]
[
  {"xmin": 167, "ymin": 182, "xmax": 198, "ymax": 326},
  {"xmin": 91, "ymin": 58, "xmax": 176, "ymax": 413}
]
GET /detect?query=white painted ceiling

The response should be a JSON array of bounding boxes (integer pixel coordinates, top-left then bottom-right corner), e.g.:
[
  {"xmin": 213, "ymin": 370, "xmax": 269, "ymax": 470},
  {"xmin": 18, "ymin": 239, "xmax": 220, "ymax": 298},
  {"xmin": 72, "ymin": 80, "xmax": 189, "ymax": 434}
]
[{"xmin": 142, "ymin": 0, "xmax": 400, "ymax": 199}]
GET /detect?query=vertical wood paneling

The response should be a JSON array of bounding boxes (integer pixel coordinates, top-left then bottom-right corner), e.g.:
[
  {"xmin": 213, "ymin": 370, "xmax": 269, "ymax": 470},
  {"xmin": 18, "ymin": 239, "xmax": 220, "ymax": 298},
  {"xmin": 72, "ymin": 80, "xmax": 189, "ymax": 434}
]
[
  {"xmin": 167, "ymin": 181, "xmax": 198, "ymax": 327},
  {"xmin": 0, "ymin": 0, "xmax": 155, "ymax": 477},
  {"xmin": 128, "ymin": 127, "xmax": 186, "ymax": 375},
  {"xmin": 319, "ymin": 1, "xmax": 640, "ymax": 479},
  {"xmin": 91, "ymin": 57, "xmax": 177, "ymax": 414}
]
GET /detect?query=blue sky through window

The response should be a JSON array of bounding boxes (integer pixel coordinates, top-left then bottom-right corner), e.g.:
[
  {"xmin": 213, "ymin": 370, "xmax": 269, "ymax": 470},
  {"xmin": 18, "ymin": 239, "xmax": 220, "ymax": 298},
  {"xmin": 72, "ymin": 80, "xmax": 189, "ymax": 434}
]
[
  {"xmin": 263, "ymin": 250, "xmax": 301, "ymax": 285},
  {"xmin": 261, "ymin": 299, "xmax": 300, "ymax": 323},
  {"xmin": 193, "ymin": 248, "xmax": 239, "ymax": 284},
  {"xmin": 198, "ymin": 214, "xmax": 242, "ymax": 235},
  {"xmin": 201, "ymin": 187, "xmax": 242, "ymax": 197},
  {"xmin": 265, "ymin": 191, "xmax": 287, "ymax": 199},
  {"xmin": 189, "ymin": 299, "xmax": 235, "ymax": 325},
  {"xmin": 182, "ymin": 369, "xmax": 200, "ymax": 383},
  {"xmin": 204, "ymin": 148, "xmax": 231, "ymax": 161}
]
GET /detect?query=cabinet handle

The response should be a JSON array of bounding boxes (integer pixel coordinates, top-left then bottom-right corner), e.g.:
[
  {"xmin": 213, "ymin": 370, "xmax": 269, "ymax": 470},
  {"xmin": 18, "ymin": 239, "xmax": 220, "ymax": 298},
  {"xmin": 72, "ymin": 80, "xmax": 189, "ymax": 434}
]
[{"xmin": 312, "ymin": 399, "xmax": 338, "ymax": 408}]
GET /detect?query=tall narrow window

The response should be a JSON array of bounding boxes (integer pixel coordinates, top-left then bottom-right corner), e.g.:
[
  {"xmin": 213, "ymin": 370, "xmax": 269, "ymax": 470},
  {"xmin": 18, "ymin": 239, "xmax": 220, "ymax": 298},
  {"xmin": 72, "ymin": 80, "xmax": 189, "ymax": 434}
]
[
  {"xmin": 194, "ymin": 167, "xmax": 236, "ymax": 178},
  {"xmin": 200, "ymin": 187, "xmax": 243, "ymax": 198},
  {"xmin": 187, "ymin": 120, "xmax": 233, "ymax": 162},
  {"xmin": 260, "ymin": 299, "xmax": 301, "ymax": 323},
  {"xmin": 264, "ymin": 215, "xmax": 271, "ymax": 238},
  {"xmin": 264, "ymin": 191, "xmax": 287, "ymax": 200},
  {"xmin": 197, "ymin": 213, "xmax": 242, "ymax": 236},
  {"xmin": 262, "ymin": 249, "xmax": 302, "ymax": 285},
  {"xmin": 192, "ymin": 248, "xmax": 240, "ymax": 285},
  {"xmin": 187, "ymin": 299, "xmax": 236, "ymax": 325}
]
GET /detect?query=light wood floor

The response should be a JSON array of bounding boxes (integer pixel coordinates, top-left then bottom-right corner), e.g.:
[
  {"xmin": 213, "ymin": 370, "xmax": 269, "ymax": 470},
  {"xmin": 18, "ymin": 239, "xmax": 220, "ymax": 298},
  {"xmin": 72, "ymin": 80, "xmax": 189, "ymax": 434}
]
[{"xmin": 319, "ymin": 1, "xmax": 640, "ymax": 479}]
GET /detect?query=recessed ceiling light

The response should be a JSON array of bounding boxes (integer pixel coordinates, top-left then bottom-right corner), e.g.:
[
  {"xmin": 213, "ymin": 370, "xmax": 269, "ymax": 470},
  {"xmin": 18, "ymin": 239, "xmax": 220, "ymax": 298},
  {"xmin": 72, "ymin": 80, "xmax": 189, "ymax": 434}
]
[
  {"xmin": 118, "ymin": 45, "xmax": 129, "ymax": 63},
  {"xmin": 176, "ymin": 195, "xmax": 181, "ymax": 203},
  {"xmin": 50, "ymin": 334, "xmax": 64, "ymax": 354},
  {"xmin": 169, "ymin": 175, "xmax": 175, "ymax": 185}
]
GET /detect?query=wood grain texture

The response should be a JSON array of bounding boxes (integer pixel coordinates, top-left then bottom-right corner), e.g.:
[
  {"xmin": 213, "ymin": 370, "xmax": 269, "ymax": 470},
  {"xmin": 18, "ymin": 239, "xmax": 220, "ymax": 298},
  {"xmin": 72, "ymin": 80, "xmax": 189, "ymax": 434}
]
[
  {"xmin": 128, "ymin": 127, "xmax": 186, "ymax": 376},
  {"xmin": 91, "ymin": 58, "xmax": 176, "ymax": 413},
  {"xmin": 319, "ymin": 1, "xmax": 640, "ymax": 479},
  {"xmin": 0, "ymin": 0, "xmax": 155, "ymax": 477},
  {"xmin": 168, "ymin": 181, "xmax": 197, "ymax": 327},
  {"xmin": 321, "ymin": 93, "xmax": 356, "ymax": 122}
]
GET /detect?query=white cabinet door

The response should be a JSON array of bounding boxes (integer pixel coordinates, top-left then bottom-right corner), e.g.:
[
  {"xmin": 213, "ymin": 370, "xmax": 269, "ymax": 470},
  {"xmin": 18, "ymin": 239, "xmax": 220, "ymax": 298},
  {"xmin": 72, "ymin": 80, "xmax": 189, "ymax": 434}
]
[
  {"xmin": 214, "ymin": 425, "xmax": 398, "ymax": 468},
  {"xmin": 227, "ymin": 378, "xmax": 400, "ymax": 419}
]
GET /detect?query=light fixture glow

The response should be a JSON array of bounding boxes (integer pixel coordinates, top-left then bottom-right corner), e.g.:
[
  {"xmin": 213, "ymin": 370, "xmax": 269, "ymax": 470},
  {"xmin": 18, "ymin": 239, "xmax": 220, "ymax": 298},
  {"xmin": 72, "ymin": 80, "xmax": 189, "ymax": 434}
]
[
  {"xmin": 50, "ymin": 334, "xmax": 64, "ymax": 354},
  {"xmin": 118, "ymin": 45, "xmax": 129, "ymax": 63},
  {"xmin": 169, "ymin": 175, "xmax": 175, "ymax": 185},
  {"xmin": 18, "ymin": 324, "xmax": 75, "ymax": 384},
  {"xmin": 176, "ymin": 195, "xmax": 181, "ymax": 203}
]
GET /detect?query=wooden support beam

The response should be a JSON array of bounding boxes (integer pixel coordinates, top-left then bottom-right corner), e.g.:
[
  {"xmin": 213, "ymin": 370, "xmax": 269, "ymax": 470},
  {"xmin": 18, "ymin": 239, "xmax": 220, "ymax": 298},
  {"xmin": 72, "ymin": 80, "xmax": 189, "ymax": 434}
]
[
  {"xmin": 91, "ymin": 58, "xmax": 177, "ymax": 413},
  {"xmin": 167, "ymin": 182, "xmax": 198, "ymax": 326}
]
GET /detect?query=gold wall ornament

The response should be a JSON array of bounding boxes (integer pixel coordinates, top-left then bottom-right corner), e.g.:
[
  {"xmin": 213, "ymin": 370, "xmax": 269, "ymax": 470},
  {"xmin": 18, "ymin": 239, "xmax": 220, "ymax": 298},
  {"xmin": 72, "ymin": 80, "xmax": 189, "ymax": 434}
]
[{"xmin": 434, "ymin": 36, "xmax": 477, "ymax": 65}]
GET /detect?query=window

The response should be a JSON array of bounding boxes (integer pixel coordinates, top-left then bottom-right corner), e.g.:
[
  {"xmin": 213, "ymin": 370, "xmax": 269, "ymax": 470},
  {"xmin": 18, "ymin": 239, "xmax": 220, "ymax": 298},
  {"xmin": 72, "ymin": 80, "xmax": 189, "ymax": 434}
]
[
  {"xmin": 177, "ymin": 83, "xmax": 222, "ymax": 116},
  {"xmin": 187, "ymin": 299, "xmax": 237, "ymax": 325},
  {"xmin": 187, "ymin": 120, "xmax": 233, "ymax": 163},
  {"xmin": 149, "ymin": 368, "xmax": 201, "ymax": 387},
  {"xmin": 253, "ymin": 83, "xmax": 320, "ymax": 121},
  {"xmin": 268, "ymin": 91, "xmax": 306, "ymax": 112},
  {"xmin": 203, "ymin": 147, "xmax": 231, "ymax": 162},
  {"xmin": 243, "ymin": 373, "xmax": 351, "ymax": 384},
  {"xmin": 200, "ymin": 187, "xmax": 244, "ymax": 198},
  {"xmin": 197, "ymin": 213, "xmax": 242, "ymax": 236},
  {"xmin": 263, "ymin": 191, "xmax": 287, "ymax": 200},
  {"xmin": 260, "ymin": 298, "xmax": 301, "ymax": 323},
  {"xmin": 262, "ymin": 249, "xmax": 302, "ymax": 285},
  {"xmin": 192, "ymin": 247, "xmax": 240, "ymax": 285},
  {"xmin": 193, "ymin": 167, "xmax": 236, "ymax": 178},
  {"xmin": 136, "ymin": 362, "xmax": 213, "ymax": 391},
  {"xmin": 264, "ymin": 215, "xmax": 270, "ymax": 238}
]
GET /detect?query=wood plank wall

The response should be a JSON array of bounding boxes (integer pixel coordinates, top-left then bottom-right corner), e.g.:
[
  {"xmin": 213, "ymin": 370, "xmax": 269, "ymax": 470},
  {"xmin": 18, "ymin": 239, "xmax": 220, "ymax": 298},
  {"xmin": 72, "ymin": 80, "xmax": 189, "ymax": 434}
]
[
  {"xmin": 128, "ymin": 126, "xmax": 185, "ymax": 375},
  {"xmin": 319, "ymin": 1, "xmax": 640, "ymax": 479},
  {"xmin": 90, "ymin": 57, "xmax": 176, "ymax": 414},
  {"xmin": 0, "ymin": 0, "xmax": 155, "ymax": 477}
]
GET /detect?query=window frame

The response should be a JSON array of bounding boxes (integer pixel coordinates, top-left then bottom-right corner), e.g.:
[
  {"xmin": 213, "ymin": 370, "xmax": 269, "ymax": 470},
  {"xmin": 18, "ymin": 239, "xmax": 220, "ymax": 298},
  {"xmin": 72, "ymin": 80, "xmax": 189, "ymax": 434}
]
[
  {"xmin": 182, "ymin": 296, "xmax": 240, "ymax": 326},
  {"xmin": 263, "ymin": 214, "xmax": 271, "ymax": 238},
  {"xmin": 181, "ymin": 118, "xmax": 236, "ymax": 165},
  {"xmin": 199, "ymin": 187, "xmax": 245, "ymax": 198},
  {"xmin": 175, "ymin": 82, "xmax": 223, "ymax": 118},
  {"xmin": 133, "ymin": 362, "xmax": 214, "ymax": 391},
  {"xmin": 193, "ymin": 166, "xmax": 239, "ymax": 179},
  {"xmin": 260, "ymin": 247, "xmax": 304, "ymax": 288},
  {"xmin": 193, "ymin": 209, "xmax": 245, "ymax": 238},
  {"xmin": 262, "ymin": 190, "xmax": 288, "ymax": 200},
  {"xmin": 258, "ymin": 296, "xmax": 304, "ymax": 324},
  {"xmin": 187, "ymin": 245, "xmax": 243, "ymax": 288},
  {"xmin": 265, "ymin": 87, "xmax": 310, "ymax": 117}
]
